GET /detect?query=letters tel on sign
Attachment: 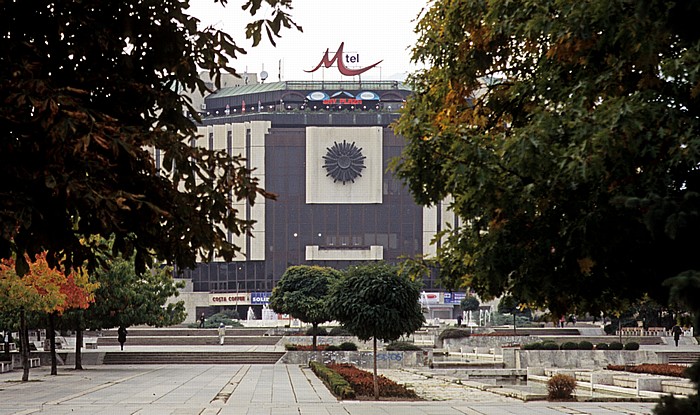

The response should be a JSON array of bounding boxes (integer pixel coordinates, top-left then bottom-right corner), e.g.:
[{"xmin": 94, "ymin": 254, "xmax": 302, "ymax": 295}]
[{"xmin": 305, "ymin": 42, "xmax": 382, "ymax": 77}]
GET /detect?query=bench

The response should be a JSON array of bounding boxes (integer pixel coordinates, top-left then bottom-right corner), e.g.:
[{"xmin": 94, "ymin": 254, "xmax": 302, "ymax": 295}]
[
  {"xmin": 0, "ymin": 361, "xmax": 12, "ymax": 373},
  {"xmin": 28, "ymin": 358, "xmax": 40, "ymax": 368}
]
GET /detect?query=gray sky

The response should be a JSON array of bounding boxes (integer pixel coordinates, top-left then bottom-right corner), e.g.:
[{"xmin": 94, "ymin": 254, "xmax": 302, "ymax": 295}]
[{"xmin": 188, "ymin": 0, "xmax": 429, "ymax": 81}]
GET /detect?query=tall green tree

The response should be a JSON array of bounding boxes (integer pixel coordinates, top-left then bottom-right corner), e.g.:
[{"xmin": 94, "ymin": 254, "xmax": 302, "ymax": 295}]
[
  {"xmin": 394, "ymin": 0, "xmax": 700, "ymax": 322},
  {"xmin": 63, "ymin": 257, "xmax": 185, "ymax": 369},
  {"xmin": 0, "ymin": 0, "xmax": 300, "ymax": 275},
  {"xmin": 269, "ymin": 265, "xmax": 342, "ymax": 351},
  {"xmin": 393, "ymin": 1, "xmax": 700, "ymax": 411},
  {"xmin": 327, "ymin": 263, "xmax": 424, "ymax": 400}
]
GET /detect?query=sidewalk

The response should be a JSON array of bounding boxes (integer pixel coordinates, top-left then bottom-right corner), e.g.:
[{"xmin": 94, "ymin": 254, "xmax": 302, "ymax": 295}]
[{"xmin": 0, "ymin": 363, "xmax": 660, "ymax": 415}]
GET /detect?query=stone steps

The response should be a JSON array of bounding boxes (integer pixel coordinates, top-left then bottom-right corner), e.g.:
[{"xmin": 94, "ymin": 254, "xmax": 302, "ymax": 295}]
[
  {"xmin": 97, "ymin": 336, "xmax": 282, "ymax": 346},
  {"xmin": 100, "ymin": 328, "xmax": 271, "ymax": 337},
  {"xmin": 102, "ymin": 351, "xmax": 285, "ymax": 365}
]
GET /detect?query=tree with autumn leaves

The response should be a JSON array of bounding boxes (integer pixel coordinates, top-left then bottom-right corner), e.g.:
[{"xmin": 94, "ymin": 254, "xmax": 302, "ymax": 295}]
[{"xmin": 0, "ymin": 253, "xmax": 96, "ymax": 381}]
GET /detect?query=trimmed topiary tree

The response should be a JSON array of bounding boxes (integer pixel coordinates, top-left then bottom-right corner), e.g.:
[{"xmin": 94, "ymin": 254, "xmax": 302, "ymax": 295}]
[
  {"xmin": 269, "ymin": 265, "xmax": 342, "ymax": 351},
  {"xmin": 327, "ymin": 262, "xmax": 425, "ymax": 400}
]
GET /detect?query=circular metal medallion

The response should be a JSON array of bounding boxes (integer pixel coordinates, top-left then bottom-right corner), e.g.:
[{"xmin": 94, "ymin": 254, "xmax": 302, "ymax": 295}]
[{"xmin": 322, "ymin": 140, "xmax": 366, "ymax": 184}]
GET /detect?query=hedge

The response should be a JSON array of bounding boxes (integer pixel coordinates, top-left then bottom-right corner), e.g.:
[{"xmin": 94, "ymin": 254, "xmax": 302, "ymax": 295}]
[{"xmin": 309, "ymin": 361, "xmax": 355, "ymax": 399}]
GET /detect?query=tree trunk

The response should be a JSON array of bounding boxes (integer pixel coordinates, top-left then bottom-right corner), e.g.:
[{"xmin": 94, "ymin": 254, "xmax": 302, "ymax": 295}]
[
  {"xmin": 513, "ymin": 314, "xmax": 517, "ymax": 335},
  {"xmin": 312, "ymin": 322, "xmax": 318, "ymax": 351},
  {"xmin": 373, "ymin": 337, "xmax": 379, "ymax": 400},
  {"xmin": 74, "ymin": 314, "xmax": 83, "ymax": 370},
  {"xmin": 49, "ymin": 312, "xmax": 57, "ymax": 375},
  {"xmin": 20, "ymin": 309, "xmax": 30, "ymax": 381}
]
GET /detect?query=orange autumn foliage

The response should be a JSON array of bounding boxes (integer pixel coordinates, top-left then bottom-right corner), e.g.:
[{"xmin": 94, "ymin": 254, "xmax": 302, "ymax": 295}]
[{"xmin": 0, "ymin": 252, "xmax": 96, "ymax": 314}]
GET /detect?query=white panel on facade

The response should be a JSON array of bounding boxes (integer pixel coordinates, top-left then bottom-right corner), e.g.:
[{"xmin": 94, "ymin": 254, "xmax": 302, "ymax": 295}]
[
  {"xmin": 231, "ymin": 123, "xmax": 246, "ymax": 157},
  {"xmin": 305, "ymin": 245, "xmax": 383, "ymax": 261},
  {"xmin": 423, "ymin": 205, "xmax": 439, "ymax": 258},
  {"xmin": 306, "ymin": 127, "xmax": 383, "ymax": 204},
  {"xmin": 250, "ymin": 230, "xmax": 266, "ymax": 261},
  {"xmin": 213, "ymin": 124, "xmax": 227, "ymax": 151},
  {"xmin": 250, "ymin": 120, "xmax": 270, "ymax": 148}
]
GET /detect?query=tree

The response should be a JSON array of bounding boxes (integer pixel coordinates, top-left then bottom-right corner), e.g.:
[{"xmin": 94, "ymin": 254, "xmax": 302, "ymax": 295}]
[
  {"xmin": 269, "ymin": 265, "xmax": 342, "ymax": 351},
  {"xmin": 0, "ymin": 0, "xmax": 300, "ymax": 276},
  {"xmin": 0, "ymin": 253, "xmax": 95, "ymax": 381},
  {"xmin": 394, "ymin": 0, "xmax": 700, "ymax": 323},
  {"xmin": 393, "ymin": 1, "xmax": 700, "ymax": 409},
  {"xmin": 327, "ymin": 263, "xmax": 425, "ymax": 399}
]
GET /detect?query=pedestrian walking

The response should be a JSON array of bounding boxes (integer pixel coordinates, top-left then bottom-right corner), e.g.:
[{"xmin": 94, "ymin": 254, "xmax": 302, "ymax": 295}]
[
  {"xmin": 671, "ymin": 324, "xmax": 683, "ymax": 347},
  {"xmin": 199, "ymin": 313, "xmax": 206, "ymax": 328},
  {"xmin": 456, "ymin": 314, "xmax": 463, "ymax": 327},
  {"xmin": 117, "ymin": 326, "xmax": 128, "ymax": 351},
  {"xmin": 218, "ymin": 323, "xmax": 226, "ymax": 345}
]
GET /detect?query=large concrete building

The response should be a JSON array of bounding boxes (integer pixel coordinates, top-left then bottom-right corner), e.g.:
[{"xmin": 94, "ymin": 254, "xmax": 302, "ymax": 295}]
[{"xmin": 172, "ymin": 80, "xmax": 461, "ymax": 322}]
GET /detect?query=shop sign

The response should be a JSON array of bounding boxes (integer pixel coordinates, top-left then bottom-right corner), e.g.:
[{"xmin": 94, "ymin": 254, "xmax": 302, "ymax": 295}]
[
  {"xmin": 305, "ymin": 42, "xmax": 382, "ymax": 77},
  {"xmin": 209, "ymin": 293, "xmax": 251, "ymax": 306},
  {"xmin": 251, "ymin": 292, "xmax": 271, "ymax": 304},
  {"xmin": 443, "ymin": 292, "xmax": 467, "ymax": 304},
  {"xmin": 420, "ymin": 292, "xmax": 440, "ymax": 305}
]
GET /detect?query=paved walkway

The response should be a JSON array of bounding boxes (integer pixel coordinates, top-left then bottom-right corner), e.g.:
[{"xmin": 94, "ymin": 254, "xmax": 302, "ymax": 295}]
[{"xmin": 0, "ymin": 363, "xmax": 660, "ymax": 415}]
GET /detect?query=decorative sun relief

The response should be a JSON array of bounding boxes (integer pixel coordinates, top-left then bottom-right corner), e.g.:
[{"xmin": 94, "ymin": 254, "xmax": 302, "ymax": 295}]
[{"xmin": 322, "ymin": 140, "xmax": 366, "ymax": 184}]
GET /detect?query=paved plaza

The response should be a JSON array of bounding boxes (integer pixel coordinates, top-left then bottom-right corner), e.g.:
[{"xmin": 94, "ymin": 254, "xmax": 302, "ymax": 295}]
[{"xmin": 0, "ymin": 360, "xmax": 660, "ymax": 415}]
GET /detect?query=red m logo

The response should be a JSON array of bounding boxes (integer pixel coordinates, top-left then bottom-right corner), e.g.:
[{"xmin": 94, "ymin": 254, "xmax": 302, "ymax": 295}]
[{"xmin": 305, "ymin": 42, "xmax": 382, "ymax": 76}]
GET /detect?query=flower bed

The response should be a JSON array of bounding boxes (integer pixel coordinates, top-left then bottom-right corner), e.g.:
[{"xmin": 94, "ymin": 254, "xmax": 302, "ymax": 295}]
[
  {"xmin": 326, "ymin": 363, "xmax": 419, "ymax": 399},
  {"xmin": 606, "ymin": 363, "xmax": 688, "ymax": 378}
]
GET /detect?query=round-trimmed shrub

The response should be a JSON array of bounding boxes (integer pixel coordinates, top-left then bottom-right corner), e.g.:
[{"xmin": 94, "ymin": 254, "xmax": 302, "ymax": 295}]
[
  {"xmin": 328, "ymin": 326, "xmax": 352, "ymax": 336},
  {"xmin": 603, "ymin": 324, "xmax": 615, "ymax": 335},
  {"xmin": 339, "ymin": 342, "xmax": 358, "ymax": 351},
  {"xmin": 438, "ymin": 328, "xmax": 471, "ymax": 340},
  {"xmin": 325, "ymin": 345, "xmax": 340, "ymax": 351},
  {"xmin": 306, "ymin": 326, "xmax": 328, "ymax": 336},
  {"xmin": 542, "ymin": 342, "xmax": 560, "ymax": 350},
  {"xmin": 285, "ymin": 344, "xmax": 298, "ymax": 351},
  {"xmin": 609, "ymin": 342, "xmax": 624, "ymax": 350},
  {"xmin": 547, "ymin": 373, "xmax": 577, "ymax": 401},
  {"xmin": 595, "ymin": 343, "xmax": 609, "ymax": 350},
  {"xmin": 624, "ymin": 342, "xmax": 640, "ymax": 350},
  {"xmin": 386, "ymin": 341, "xmax": 423, "ymax": 351},
  {"xmin": 522, "ymin": 342, "xmax": 542, "ymax": 350},
  {"xmin": 560, "ymin": 341, "xmax": 578, "ymax": 350},
  {"xmin": 578, "ymin": 341, "xmax": 594, "ymax": 350}
]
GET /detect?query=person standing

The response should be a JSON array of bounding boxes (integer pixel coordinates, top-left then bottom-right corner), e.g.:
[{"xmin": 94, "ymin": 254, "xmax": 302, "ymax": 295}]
[
  {"xmin": 199, "ymin": 313, "xmax": 206, "ymax": 328},
  {"xmin": 117, "ymin": 326, "xmax": 128, "ymax": 351},
  {"xmin": 671, "ymin": 324, "xmax": 683, "ymax": 347},
  {"xmin": 456, "ymin": 314, "xmax": 463, "ymax": 327},
  {"xmin": 218, "ymin": 323, "xmax": 226, "ymax": 346}
]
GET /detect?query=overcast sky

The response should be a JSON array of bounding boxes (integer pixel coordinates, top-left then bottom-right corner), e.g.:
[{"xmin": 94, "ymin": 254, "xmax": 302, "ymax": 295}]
[{"xmin": 187, "ymin": 0, "xmax": 429, "ymax": 81}]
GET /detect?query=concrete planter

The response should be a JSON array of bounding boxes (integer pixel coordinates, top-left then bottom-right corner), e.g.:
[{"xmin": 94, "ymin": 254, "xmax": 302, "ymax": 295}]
[{"xmin": 280, "ymin": 351, "xmax": 427, "ymax": 369}]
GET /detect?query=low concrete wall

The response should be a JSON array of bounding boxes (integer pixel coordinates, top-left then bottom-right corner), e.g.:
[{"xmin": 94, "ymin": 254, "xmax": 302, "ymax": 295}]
[
  {"xmin": 281, "ymin": 351, "xmax": 426, "ymax": 369},
  {"xmin": 502, "ymin": 349, "xmax": 661, "ymax": 369}
]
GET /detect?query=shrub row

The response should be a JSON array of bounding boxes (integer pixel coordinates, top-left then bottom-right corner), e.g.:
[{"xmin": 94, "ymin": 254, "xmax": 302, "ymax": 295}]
[
  {"xmin": 522, "ymin": 341, "xmax": 640, "ymax": 350},
  {"xmin": 304, "ymin": 326, "xmax": 353, "ymax": 336},
  {"xmin": 285, "ymin": 342, "xmax": 358, "ymax": 351},
  {"xmin": 309, "ymin": 361, "xmax": 355, "ymax": 399},
  {"xmin": 386, "ymin": 341, "xmax": 423, "ymax": 351},
  {"xmin": 327, "ymin": 363, "xmax": 418, "ymax": 398},
  {"xmin": 607, "ymin": 364, "xmax": 687, "ymax": 378}
]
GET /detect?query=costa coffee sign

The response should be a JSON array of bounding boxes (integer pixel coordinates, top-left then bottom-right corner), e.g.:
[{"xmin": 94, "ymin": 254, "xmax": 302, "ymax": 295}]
[
  {"xmin": 306, "ymin": 42, "xmax": 382, "ymax": 76},
  {"xmin": 209, "ymin": 293, "xmax": 251, "ymax": 306}
]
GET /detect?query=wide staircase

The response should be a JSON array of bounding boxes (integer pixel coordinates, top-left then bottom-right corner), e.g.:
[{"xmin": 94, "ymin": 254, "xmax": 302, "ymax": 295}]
[
  {"xmin": 102, "ymin": 351, "xmax": 285, "ymax": 365},
  {"xmin": 96, "ymin": 327, "xmax": 285, "ymax": 365},
  {"xmin": 97, "ymin": 328, "xmax": 282, "ymax": 346}
]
